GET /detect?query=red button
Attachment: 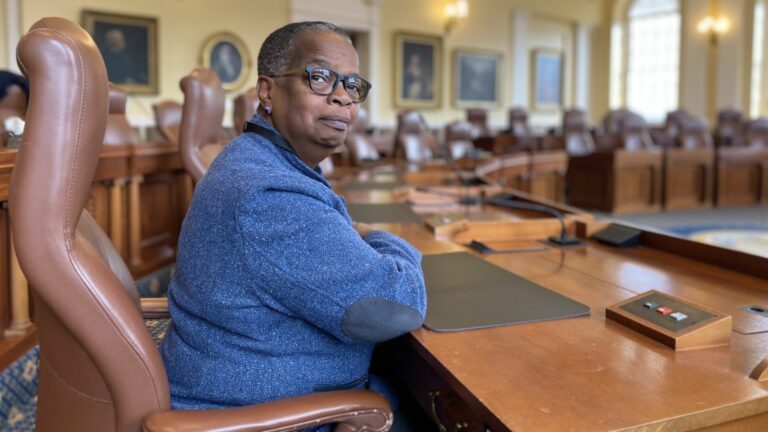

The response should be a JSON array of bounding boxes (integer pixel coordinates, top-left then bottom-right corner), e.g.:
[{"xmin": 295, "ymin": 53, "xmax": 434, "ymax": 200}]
[{"xmin": 656, "ymin": 306, "xmax": 673, "ymax": 315}]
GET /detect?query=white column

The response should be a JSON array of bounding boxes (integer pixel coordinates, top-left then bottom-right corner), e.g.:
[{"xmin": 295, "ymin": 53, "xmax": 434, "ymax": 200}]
[
  {"xmin": 509, "ymin": 9, "xmax": 530, "ymax": 108},
  {"xmin": 367, "ymin": 1, "xmax": 381, "ymax": 124},
  {"xmin": 574, "ymin": 24, "xmax": 592, "ymax": 113},
  {"xmin": 4, "ymin": 0, "xmax": 21, "ymax": 73}
]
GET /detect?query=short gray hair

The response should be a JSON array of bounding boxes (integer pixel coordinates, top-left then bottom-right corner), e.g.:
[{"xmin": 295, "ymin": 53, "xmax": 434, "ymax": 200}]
[{"xmin": 258, "ymin": 22, "xmax": 351, "ymax": 77}]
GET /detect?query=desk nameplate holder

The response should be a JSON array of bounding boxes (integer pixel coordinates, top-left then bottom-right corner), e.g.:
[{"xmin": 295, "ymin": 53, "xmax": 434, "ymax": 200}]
[{"xmin": 606, "ymin": 290, "xmax": 731, "ymax": 351}]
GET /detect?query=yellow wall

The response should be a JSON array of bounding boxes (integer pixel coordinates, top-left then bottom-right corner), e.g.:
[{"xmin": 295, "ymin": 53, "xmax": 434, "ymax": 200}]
[
  {"xmin": 11, "ymin": 0, "xmax": 606, "ymax": 127},
  {"xmin": 19, "ymin": 0, "xmax": 289, "ymax": 123},
  {"xmin": 377, "ymin": 0, "xmax": 605, "ymax": 128}
]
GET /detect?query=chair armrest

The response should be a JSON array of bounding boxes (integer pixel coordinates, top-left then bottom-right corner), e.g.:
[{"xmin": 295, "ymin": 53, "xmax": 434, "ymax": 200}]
[
  {"xmin": 140, "ymin": 297, "xmax": 169, "ymax": 319},
  {"xmin": 142, "ymin": 389, "xmax": 392, "ymax": 432}
]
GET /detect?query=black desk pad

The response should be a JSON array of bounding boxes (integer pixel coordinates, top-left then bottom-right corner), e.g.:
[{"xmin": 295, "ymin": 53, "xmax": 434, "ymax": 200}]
[
  {"xmin": 347, "ymin": 203, "xmax": 421, "ymax": 223},
  {"xmin": 342, "ymin": 181, "xmax": 405, "ymax": 191},
  {"xmin": 619, "ymin": 292, "xmax": 715, "ymax": 332},
  {"xmin": 422, "ymin": 252, "xmax": 590, "ymax": 331}
]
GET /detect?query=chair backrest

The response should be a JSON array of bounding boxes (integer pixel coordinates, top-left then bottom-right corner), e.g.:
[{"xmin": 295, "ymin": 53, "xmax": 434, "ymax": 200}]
[
  {"xmin": 179, "ymin": 68, "xmax": 226, "ymax": 182},
  {"xmin": 11, "ymin": 17, "xmax": 169, "ymax": 432},
  {"xmin": 678, "ymin": 117, "xmax": 713, "ymax": 149},
  {"xmin": 105, "ymin": 84, "xmax": 141, "ymax": 145},
  {"xmin": 715, "ymin": 108, "xmax": 744, "ymax": 146},
  {"xmin": 152, "ymin": 99, "xmax": 183, "ymax": 143},
  {"xmin": 602, "ymin": 108, "xmax": 631, "ymax": 135},
  {"xmin": 663, "ymin": 108, "xmax": 690, "ymax": 139},
  {"xmin": 395, "ymin": 110, "xmax": 435, "ymax": 162},
  {"xmin": 619, "ymin": 112, "xmax": 655, "ymax": 151},
  {"xmin": 233, "ymin": 86, "xmax": 259, "ymax": 135},
  {"xmin": 744, "ymin": 118, "xmax": 768, "ymax": 148},
  {"xmin": 0, "ymin": 83, "xmax": 28, "ymax": 145},
  {"xmin": 445, "ymin": 120, "xmax": 475, "ymax": 159},
  {"xmin": 466, "ymin": 108, "xmax": 490, "ymax": 138},
  {"xmin": 508, "ymin": 107, "xmax": 531, "ymax": 137},
  {"xmin": 344, "ymin": 107, "xmax": 380, "ymax": 163},
  {"xmin": 562, "ymin": 109, "xmax": 595, "ymax": 155}
]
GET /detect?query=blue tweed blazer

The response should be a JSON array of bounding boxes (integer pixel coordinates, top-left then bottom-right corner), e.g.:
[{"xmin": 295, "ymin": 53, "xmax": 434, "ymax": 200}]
[{"xmin": 160, "ymin": 116, "xmax": 426, "ymax": 419}]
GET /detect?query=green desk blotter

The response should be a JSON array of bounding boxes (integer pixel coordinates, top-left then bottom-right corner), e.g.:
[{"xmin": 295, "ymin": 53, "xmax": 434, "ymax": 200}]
[
  {"xmin": 347, "ymin": 203, "xmax": 421, "ymax": 223},
  {"xmin": 422, "ymin": 252, "xmax": 590, "ymax": 331},
  {"xmin": 342, "ymin": 181, "xmax": 405, "ymax": 191}
]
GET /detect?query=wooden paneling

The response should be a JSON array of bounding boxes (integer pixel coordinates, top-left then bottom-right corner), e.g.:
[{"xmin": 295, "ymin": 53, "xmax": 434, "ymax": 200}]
[
  {"xmin": 716, "ymin": 147, "xmax": 768, "ymax": 207},
  {"xmin": 663, "ymin": 148, "xmax": 714, "ymax": 210}
]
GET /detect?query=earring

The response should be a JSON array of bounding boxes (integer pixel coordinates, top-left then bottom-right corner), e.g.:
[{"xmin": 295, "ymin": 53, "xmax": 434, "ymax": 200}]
[{"xmin": 264, "ymin": 106, "xmax": 271, "ymax": 115}]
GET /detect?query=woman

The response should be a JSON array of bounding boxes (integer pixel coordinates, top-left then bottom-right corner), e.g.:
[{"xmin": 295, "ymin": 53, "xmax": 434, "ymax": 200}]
[{"xmin": 160, "ymin": 21, "xmax": 426, "ymax": 428}]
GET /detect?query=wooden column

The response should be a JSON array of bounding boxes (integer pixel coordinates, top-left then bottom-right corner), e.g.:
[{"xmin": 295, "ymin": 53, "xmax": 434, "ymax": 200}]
[
  {"xmin": 109, "ymin": 177, "xmax": 126, "ymax": 257},
  {"xmin": 128, "ymin": 174, "xmax": 144, "ymax": 267},
  {"xmin": 5, "ymin": 236, "xmax": 31, "ymax": 336}
]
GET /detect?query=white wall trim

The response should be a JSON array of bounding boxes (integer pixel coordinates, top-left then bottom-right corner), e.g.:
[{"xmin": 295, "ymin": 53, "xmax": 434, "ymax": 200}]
[
  {"xmin": 510, "ymin": 9, "xmax": 530, "ymax": 107},
  {"xmin": 4, "ymin": 0, "xmax": 21, "ymax": 72}
]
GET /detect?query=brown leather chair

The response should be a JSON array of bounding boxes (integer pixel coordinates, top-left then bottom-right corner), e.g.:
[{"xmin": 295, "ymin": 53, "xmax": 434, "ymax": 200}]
[
  {"xmin": 714, "ymin": 108, "xmax": 744, "ymax": 147},
  {"xmin": 344, "ymin": 107, "xmax": 380, "ymax": 164},
  {"xmin": 444, "ymin": 120, "xmax": 475, "ymax": 159},
  {"xmin": 233, "ymin": 86, "xmax": 259, "ymax": 134},
  {"xmin": 394, "ymin": 110, "xmax": 436, "ymax": 162},
  {"xmin": 663, "ymin": 109, "xmax": 689, "ymax": 141},
  {"xmin": 153, "ymin": 100, "xmax": 183, "ymax": 143},
  {"xmin": 466, "ymin": 108, "xmax": 491, "ymax": 139},
  {"xmin": 11, "ymin": 16, "xmax": 390, "ymax": 432},
  {"xmin": 492, "ymin": 107, "xmax": 538, "ymax": 153},
  {"xmin": 562, "ymin": 109, "xmax": 595, "ymax": 155},
  {"xmin": 619, "ymin": 112, "xmax": 656, "ymax": 151},
  {"xmin": 179, "ymin": 68, "xmax": 227, "ymax": 182},
  {"xmin": 678, "ymin": 117, "xmax": 713, "ymax": 149},
  {"xmin": 744, "ymin": 118, "xmax": 768, "ymax": 148},
  {"xmin": 105, "ymin": 85, "xmax": 141, "ymax": 146}
]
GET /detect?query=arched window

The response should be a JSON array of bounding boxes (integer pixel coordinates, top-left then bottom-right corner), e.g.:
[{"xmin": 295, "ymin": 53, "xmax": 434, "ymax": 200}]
[{"xmin": 625, "ymin": 0, "xmax": 680, "ymax": 122}]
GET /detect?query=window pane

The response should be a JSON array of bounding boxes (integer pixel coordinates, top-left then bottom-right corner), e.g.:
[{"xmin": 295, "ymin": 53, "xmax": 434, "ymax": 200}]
[{"xmin": 626, "ymin": 0, "xmax": 680, "ymax": 123}]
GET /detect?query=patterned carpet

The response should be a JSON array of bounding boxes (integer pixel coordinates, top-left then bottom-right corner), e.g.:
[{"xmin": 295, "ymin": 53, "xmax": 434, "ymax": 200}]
[
  {"xmin": 602, "ymin": 206, "xmax": 768, "ymax": 257},
  {"xmin": 0, "ymin": 265, "xmax": 174, "ymax": 431}
]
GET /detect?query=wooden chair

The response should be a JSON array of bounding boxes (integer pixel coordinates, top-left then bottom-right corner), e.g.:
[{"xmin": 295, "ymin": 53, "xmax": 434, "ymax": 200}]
[
  {"xmin": 152, "ymin": 100, "xmax": 183, "ymax": 144},
  {"xmin": 11, "ymin": 16, "xmax": 392, "ymax": 432},
  {"xmin": 562, "ymin": 108, "xmax": 595, "ymax": 156},
  {"xmin": 344, "ymin": 107, "xmax": 380, "ymax": 164},
  {"xmin": 233, "ymin": 86, "xmax": 259, "ymax": 135},
  {"xmin": 178, "ymin": 68, "xmax": 227, "ymax": 182},
  {"xmin": 444, "ymin": 120, "xmax": 476, "ymax": 160},
  {"xmin": 714, "ymin": 108, "xmax": 744, "ymax": 148},
  {"xmin": 394, "ymin": 110, "xmax": 436, "ymax": 162},
  {"xmin": 492, "ymin": 107, "xmax": 538, "ymax": 154},
  {"xmin": 0, "ymin": 81, "xmax": 27, "ymax": 146},
  {"xmin": 466, "ymin": 108, "xmax": 491, "ymax": 139}
]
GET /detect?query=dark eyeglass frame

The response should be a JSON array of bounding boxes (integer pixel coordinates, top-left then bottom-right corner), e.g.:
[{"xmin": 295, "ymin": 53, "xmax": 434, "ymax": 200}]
[{"xmin": 272, "ymin": 66, "xmax": 372, "ymax": 103}]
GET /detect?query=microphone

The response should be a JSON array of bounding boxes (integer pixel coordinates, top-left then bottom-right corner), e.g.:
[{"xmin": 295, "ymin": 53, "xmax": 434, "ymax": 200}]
[
  {"xmin": 441, "ymin": 142, "xmax": 484, "ymax": 205},
  {"xmin": 484, "ymin": 192, "xmax": 583, "ymax": 247}
]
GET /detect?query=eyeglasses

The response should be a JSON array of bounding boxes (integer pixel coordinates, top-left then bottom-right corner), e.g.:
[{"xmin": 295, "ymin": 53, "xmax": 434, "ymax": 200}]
[{"xmin": 272, "ymin": 66, "xmax": 372, "ymax": 103}]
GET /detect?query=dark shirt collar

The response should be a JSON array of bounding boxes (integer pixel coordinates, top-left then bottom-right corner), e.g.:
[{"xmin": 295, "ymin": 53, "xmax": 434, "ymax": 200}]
[{"xmin": 246, "ymin": 114, "xmax": 327, "ymax": 179}]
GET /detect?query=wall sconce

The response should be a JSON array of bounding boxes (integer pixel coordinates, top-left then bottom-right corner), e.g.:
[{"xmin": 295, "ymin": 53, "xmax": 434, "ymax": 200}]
[
  {"xmin": 444, "ymin": 0, "xmax": 469, "ymax": 34},
  {"xmin": 697, "ymin": 15, "xmax": 730, "ymax": 45}
]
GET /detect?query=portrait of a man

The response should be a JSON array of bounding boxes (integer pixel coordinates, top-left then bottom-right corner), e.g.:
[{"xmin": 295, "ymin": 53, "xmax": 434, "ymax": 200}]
[
  {"xmin": 200, "ymin": 32, "xmax": 251, "ymax": 91},
  {"xmin": 394, "ymin": 33, "xmax": 442, "ymax": 108},
  {"xmin": 209, "ymin": 41, "xmax": 243, "ymax": 84},
  {"xmin": 454, "ymin": 50, "xmax": 501, "ymax": 107},
  {"xmin": 82, "ymin": 11, "xmax": 158, "ymax": 94}
]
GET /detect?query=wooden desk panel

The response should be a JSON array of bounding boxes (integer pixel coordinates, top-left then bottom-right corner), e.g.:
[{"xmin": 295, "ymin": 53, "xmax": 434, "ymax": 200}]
[{"xmin": 346, "ymin": 169, "xmax": 768, "ymax": 431}]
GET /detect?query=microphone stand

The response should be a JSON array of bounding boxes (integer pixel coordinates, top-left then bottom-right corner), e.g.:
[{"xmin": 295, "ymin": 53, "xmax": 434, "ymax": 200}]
[
  {"xmin": 484, "ymin": 193, "xmax": 583, "ymax": 246},
  {"xmin": 443, "ymin": 143, "xmax": 482, "ymax": 206}
]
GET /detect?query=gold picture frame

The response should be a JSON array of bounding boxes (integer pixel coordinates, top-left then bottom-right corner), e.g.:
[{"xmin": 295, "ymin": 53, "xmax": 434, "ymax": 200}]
[
  {"xmin": 200, "ymin": 32, "xmax": 252, "ymax": 91},
  {"xmin": 453, "ymin": 48, "xmax": 502, "ymax": 108},
  {"xmin": 394, "ymin": 32, "xmax": 442, "ymax": 108},
  {"xmin": 531, "ymin": 49, "xmax": 563, "ymax": 111},
  {"xmin": 82, "ymin": 10, "xmax": 158, "ymax": 95}
]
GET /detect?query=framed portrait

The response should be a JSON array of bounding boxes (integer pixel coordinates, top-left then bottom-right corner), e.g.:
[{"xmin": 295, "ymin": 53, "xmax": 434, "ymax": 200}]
[
  {"xmin": 82, "ymin": 10, "xmax": 158, "ymax": 94},
  {"xmin": 394, "ymin": 32, "xmax": 442, "ymax": 108},
  {"xmin": 453, "ymin": 49, "xmax": 502, "ymax": 108},
  {"xmin": 200, "ymin": 32, "xmax": 252, "ymax": 91},
  {"xmin": 531, "ymin": 49, "xmax": 563, "ymax": 110}
]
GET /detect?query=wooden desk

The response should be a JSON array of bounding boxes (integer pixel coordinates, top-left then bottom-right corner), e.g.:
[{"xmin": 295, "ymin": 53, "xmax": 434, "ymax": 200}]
[{"xmin": 345, "ymin": 167, "xmax": 768, "ymax": 431}]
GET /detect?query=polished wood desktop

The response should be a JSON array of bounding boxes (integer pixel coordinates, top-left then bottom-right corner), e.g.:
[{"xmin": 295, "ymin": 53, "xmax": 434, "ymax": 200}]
[{"xmin": 343, "ymin": 166, "xmax": 768, "ymax": 431}]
